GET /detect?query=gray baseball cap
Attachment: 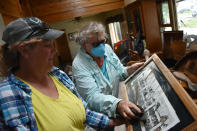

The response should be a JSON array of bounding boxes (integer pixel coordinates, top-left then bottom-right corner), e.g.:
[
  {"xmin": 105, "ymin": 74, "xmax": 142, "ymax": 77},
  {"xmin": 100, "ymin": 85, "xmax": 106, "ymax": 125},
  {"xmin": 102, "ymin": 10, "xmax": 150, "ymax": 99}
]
[{"xmin": 2, "ymin": 17, "xmax": 64, "ymax": 45}]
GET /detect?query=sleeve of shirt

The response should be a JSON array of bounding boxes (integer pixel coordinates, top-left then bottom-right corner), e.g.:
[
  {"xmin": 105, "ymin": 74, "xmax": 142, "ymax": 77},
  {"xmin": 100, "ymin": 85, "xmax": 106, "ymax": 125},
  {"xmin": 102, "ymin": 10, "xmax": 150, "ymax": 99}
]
[
  {"xmin": 105, "ymin": 44, "xmax": 129, "ymax": 81},
  {"xmin": 0, "ymin": 112, "xmax": 31, "ymax": 131},
  {"xmin": 85, "ymin": 106, "xmax": 110, "ymax": 128},
  {"xmin": 73, "ymin": 63, "xmax": 122, "ymax": 118}
]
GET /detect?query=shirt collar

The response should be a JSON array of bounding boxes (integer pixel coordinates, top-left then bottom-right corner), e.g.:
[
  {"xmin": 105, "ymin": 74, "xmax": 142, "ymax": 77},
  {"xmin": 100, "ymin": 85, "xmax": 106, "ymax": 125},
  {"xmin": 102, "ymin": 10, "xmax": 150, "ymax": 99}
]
[{"xmin": 8, "ymin": 73, "xmax": 32, "ymax": 94}]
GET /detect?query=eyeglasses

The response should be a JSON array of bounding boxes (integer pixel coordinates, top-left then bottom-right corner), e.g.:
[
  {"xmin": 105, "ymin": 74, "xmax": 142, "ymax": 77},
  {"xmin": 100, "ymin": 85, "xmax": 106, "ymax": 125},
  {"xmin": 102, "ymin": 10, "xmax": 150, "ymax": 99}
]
[{"xmin": 91, "ymin": 37, "xmax": 108, "ymax": 47}]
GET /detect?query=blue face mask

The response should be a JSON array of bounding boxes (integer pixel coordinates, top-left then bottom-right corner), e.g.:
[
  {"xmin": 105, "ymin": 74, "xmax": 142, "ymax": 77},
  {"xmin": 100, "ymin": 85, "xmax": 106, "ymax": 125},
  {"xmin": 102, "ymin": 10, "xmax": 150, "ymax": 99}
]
[{"xmin": 91, "ymin": 44, "xmax": 105, "ymax": 57}]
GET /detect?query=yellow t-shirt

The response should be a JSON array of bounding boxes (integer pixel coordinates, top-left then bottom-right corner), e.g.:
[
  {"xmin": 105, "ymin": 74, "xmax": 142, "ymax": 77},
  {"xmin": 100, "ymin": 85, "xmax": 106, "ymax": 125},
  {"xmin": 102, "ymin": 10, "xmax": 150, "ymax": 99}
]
[{"xmin": 17, "ymin": 75, "xmax": 86, "ymax": 131}]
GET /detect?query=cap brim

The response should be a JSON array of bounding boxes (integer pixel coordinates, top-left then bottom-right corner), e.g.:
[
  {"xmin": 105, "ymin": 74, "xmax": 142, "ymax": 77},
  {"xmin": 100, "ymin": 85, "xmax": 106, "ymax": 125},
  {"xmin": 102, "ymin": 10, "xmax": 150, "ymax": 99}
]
[{"xmin": 40, "ymin": 29, "xmax": 64, "ymax": 39}]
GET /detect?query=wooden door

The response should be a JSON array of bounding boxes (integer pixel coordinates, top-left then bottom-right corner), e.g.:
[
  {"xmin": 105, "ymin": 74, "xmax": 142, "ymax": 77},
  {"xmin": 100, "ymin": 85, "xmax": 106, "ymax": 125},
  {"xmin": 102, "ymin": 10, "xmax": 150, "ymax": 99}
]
[
  {"xmin": 126, "ymin": 1, "xmax": 145, "ymax": 37},
  {"xmin": 54, "ymin": 32, "xmax": 72, "ymax": 67},
  {"xmin": 125, "ymin": 0, "xmax": 162, "ymax": 53}
]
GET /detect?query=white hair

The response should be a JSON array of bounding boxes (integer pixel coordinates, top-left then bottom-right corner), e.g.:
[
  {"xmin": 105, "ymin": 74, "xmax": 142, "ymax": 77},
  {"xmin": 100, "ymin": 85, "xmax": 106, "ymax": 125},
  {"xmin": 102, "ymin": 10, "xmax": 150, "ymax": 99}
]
[{"xmin": 77, "ymin": 22, "xmax": 107, "ymax": 44}]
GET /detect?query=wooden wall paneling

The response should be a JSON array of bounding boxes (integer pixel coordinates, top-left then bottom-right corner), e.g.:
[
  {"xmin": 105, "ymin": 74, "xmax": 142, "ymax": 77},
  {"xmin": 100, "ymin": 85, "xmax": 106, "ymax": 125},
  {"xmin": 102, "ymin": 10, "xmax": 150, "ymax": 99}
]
[
  {"xmin": 19, "ymin": 0, "xmax": 33, "ymax": 17},
  {"xmin": 40, "ymin": 1, "xmax": 124, "ymax": 23},
  {"xmin": 128, "ymin": 9, "xmax": 137, "ymax": 36},
  {"xmin": 170, "ymin": 40, "xmax": 186, "ymax": 61},
  {"xmin": 1, "ymin": 0, "xmax": 124, "ymax": 24},
  {"xmin": 30, "ymin": 0, "xmax": 81, "ymax": 7},
  {"xmin": 121, "ymin": 9, "xmax": 130, "ymax": 40},
  {"xmin": 126, "ymin": 1, "xmax": 145, "ymax": 37},
  {"xmin": 156, "ymin": 1, "xmax": 162, "ymax": 27},
  {"xmin": 31, "ymin": 0, "xmax": 123, "ymax": 17},
  {"xmin": 163, "ymin": 31, "xmax": 183, "ymax": 60},
  {"xmin": 127, "ymin": 2, "xmax": 138, "ymax": 37},
  {"xmin": 54, "ymin": 32, "xmax": 72, "ymax": 64},
  {"xmin": 0, "ymin": 0, "xmax": 33, "ymax": 25},
  {"xmin": 0, "ymin": 0, "xmax": 22, "ymax": 17},
  {"xmin": 140, "ymin": 0, "xmax": 162, "ymax": 52},
  {"xmin": 1, "ymin": 14, "xmax": 19, "ymax": 25},
  {"xmin": 138, "ymin": 4, "xmax": 145, "ymax": 37}
]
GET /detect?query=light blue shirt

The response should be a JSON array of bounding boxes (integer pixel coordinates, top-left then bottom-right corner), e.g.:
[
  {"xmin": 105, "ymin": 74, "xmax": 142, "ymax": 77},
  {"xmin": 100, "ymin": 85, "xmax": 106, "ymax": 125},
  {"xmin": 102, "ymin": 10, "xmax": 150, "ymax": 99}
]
[
  {"xmin": 100, "ymin": 56, "xmax": 109, "ymax": 81},
  {"xmin": 72, "ymin": 44, "xmax": 129, "ymax": 117}
]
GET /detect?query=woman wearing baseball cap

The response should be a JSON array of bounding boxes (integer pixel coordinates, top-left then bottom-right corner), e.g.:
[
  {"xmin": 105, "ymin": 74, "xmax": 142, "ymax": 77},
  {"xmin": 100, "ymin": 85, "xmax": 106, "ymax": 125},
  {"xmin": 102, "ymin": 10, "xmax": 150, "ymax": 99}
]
[{"xmin": 0, "ymin": 17, "xmax": 123, "ymax": 131}]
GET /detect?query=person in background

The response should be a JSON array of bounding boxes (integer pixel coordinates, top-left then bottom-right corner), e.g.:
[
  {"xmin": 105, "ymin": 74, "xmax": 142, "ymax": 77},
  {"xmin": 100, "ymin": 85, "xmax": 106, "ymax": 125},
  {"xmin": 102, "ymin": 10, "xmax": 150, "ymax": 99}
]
[
  {"xmin": 72, "ymin": 22, "xmax": 144, "ymax": 122},
  {"xmin": 0, "ymin": 17, "xmax": 123, "ymax": 131}
]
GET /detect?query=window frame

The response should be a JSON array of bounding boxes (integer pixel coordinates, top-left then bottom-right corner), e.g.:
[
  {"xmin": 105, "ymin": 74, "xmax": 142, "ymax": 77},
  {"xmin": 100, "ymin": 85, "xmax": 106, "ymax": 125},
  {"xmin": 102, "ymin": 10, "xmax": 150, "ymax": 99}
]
[{"xmin": 157, "ymin": 0, "xmax": 178, "ymax": 31}]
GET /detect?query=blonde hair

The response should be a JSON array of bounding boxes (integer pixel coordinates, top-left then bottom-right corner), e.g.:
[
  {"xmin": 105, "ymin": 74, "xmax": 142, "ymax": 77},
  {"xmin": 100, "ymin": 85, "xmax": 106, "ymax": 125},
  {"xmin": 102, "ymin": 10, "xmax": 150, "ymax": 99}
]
[
  {"xmin": 0, "ymin": 43, "xmax": 19, "ymax": 76},
  {"xmin": 0, "ymin": 38, "xmax": 40, "ymax": 76}
]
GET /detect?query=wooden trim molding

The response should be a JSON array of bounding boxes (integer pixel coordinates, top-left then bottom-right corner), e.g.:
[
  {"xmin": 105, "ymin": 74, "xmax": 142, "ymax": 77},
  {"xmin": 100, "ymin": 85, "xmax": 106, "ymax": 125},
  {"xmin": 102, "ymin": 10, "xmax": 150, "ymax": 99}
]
[
  {"xmin": 0, "ymin": 0, "xmax": 22, "ymax": 17},
  {"xmin": 31, "ymin": 0, "xmax": 122, "ymax": 17},
  {"xmin": 40, "ymin": 1, "xmax": 124, "ymax": 23},
  {"xmin": 0, "ymin": 0, "xmax": 124, "ymax": 23}
]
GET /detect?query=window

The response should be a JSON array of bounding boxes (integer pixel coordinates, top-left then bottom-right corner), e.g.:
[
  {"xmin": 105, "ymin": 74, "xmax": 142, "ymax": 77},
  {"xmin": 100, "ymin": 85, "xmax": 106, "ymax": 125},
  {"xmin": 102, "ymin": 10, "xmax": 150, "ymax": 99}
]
[
  {"xmin": 161, "ymin": 1, "xmax": 170, "ymax": 25},
  {"xmin": 106, "ymin": 14, "xmax": 124, "ymax": 47},
  {"xmin": 176, "ymin": 0, "xmax": 197, "ymax": 46},
  {"xmin": 157, "ymin": 0, "xmax": 197, "ymax": 47},
  {"xmin": 108, "ymin": 22, "xmax": 122, "ymax": 46},
  {"xmin": 157, "ymin": 0, "xmax": 174, "ymax": 31}
]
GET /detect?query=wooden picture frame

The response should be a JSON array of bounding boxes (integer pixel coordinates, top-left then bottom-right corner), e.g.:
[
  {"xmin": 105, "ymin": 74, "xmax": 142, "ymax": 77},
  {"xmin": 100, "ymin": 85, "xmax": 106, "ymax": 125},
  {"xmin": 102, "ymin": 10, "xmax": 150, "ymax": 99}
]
[
  {"xmin": 68, "ymin": 32, "xmax": 78, "ymax": 41},
  {"xmin": 118, "ymin": 54, "xmax": 197, "ymax": 131}
]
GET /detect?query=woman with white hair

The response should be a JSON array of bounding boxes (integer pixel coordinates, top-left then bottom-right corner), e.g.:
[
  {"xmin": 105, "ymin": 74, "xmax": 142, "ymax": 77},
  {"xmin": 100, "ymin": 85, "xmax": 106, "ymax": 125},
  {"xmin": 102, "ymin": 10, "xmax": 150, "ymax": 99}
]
[{"xmin": 73, "ymin": 22, "xmax": 144, "ymax": 123}]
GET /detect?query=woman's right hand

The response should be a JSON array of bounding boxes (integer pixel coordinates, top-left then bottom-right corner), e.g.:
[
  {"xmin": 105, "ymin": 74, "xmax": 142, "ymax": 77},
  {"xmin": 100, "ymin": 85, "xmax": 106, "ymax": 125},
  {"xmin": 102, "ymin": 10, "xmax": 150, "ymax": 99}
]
[
  {"xmin": 116, "ymin": 100, "xmax": 141, "ymax": 120},
  {"xmin": 108, "ymin": 118, "xmax": 125, "ymax": 127}
]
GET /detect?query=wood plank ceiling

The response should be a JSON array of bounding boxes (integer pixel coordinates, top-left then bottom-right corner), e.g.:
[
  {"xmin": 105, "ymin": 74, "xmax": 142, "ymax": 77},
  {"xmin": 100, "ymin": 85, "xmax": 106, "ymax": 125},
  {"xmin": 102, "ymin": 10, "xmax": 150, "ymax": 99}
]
[{"xmin": 0, "ymin": 0, "xmax": 124, "ymax": 24}]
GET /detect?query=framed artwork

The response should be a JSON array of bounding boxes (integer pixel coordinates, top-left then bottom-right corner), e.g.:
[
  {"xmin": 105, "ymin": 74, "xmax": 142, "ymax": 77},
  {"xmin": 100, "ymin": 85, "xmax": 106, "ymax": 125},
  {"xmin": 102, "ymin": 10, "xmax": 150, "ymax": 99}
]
[
  {"xmin": 68, "ymin": 32, "xmax": 78, "ymax": 41},
  {"xmin": 118, "ymin": 54, "xmax": 197, "ymax": 131}
]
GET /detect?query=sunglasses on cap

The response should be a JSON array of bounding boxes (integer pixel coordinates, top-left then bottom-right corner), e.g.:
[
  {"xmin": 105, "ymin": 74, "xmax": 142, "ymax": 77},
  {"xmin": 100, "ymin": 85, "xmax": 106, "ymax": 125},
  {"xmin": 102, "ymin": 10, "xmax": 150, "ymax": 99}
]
[
  {"xmin": 91, "ymin": 37, "xmax": 108, "ymax": 47},
  {"xmin": 25, "ymin": 22, "xmax": 50, "ymax": 40}
]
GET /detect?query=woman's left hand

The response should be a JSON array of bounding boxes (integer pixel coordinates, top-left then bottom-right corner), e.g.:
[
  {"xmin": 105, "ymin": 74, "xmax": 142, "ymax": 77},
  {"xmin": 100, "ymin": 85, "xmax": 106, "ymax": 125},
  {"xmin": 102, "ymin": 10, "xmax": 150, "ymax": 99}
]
[{"xmin": 127, "ymin": 62, "xmax": 144, "ymax": 75}]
